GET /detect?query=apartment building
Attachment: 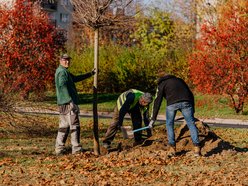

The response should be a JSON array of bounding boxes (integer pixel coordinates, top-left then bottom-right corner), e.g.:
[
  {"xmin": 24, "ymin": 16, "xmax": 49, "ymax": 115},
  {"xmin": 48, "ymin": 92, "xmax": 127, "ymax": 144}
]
[
  {"xmin": 41, "ymin": 0, "xmax": 73, "ymax": 31},
  {"xmin": 0, "ymin": 0, "xmax": 73, "ymax": 32}
]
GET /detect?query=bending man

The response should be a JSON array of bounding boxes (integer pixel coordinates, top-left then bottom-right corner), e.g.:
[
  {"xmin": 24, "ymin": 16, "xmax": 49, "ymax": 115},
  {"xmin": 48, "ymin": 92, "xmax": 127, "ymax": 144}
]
[
  {"xmin": 149, "ymin": 72, "xmax": 201, "ymax": 157},
  {"xmin": 103, "ymin": 89, "xmax": 153, "ymax": 149}
]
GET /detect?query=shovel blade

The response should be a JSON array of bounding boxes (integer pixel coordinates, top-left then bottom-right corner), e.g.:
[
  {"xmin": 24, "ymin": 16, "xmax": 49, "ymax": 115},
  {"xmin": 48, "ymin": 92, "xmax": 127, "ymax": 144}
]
[{"xmin": 121, "ymin": 126, "xmax": 134, "ymax": 139}]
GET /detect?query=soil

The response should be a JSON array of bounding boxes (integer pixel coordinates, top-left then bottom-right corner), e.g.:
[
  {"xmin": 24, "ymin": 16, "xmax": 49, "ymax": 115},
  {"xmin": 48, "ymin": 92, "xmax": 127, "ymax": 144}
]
[{"xmin": 101, "ymin": 120, "xmax": 238, "ymax": 158}]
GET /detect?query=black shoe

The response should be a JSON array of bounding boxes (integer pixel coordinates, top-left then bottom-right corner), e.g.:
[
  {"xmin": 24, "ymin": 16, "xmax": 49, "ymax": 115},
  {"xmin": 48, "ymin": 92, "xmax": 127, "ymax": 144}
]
[
  {"xmin": 133, "ymin": 140, "xmax": 144, "ymax": 147},
  {"xmin": 147, "ymin": 129, "xmax": 152, "ymax": 138}
]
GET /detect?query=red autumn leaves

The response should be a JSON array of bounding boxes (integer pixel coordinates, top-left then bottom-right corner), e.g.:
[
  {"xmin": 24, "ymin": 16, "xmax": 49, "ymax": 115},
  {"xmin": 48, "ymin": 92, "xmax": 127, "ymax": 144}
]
[
  {"xmin": 0, "ymin": 0, "xmax": 66, "ymax": 99},
  {"xmin": 189, "ymin": 1, "xmax": 248, "ymax": 113}
]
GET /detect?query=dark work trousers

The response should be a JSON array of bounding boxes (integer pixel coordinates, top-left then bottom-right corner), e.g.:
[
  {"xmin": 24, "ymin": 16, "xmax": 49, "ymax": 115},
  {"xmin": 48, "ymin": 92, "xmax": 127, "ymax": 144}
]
[
  {"xmin": 55, "ymin": 103, "xmax": 82, "ymax": 154},
  {"xmin": 103, "ymin": 104, "xmax": 143, "ymax": 145}
]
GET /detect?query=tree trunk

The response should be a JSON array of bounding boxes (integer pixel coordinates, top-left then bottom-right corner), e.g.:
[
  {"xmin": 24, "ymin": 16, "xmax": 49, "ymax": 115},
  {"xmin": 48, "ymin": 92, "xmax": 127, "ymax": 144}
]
[{"xmin": 93, "ymin": 28, "xmax": 100, "ymax": 155}]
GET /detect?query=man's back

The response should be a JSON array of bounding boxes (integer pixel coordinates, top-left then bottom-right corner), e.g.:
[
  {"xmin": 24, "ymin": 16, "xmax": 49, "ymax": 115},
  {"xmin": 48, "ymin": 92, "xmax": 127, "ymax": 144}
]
[{"xmin": 158, "ymin": 75, "xmax": 194, "ymax": 106}]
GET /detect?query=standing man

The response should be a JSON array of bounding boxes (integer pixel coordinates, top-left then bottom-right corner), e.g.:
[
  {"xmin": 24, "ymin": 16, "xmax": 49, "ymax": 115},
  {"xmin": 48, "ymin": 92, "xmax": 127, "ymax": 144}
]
[
  {"xmin": 55, "ymin": 53, "xmax": 96, "ymax": 155},
  {"xmin": 102, "ymin": 89, "xmax": 153, "ymax": 149},
  {"xmin": 149, "ymin": 71, "xmax": 201, "ymax": 157}
]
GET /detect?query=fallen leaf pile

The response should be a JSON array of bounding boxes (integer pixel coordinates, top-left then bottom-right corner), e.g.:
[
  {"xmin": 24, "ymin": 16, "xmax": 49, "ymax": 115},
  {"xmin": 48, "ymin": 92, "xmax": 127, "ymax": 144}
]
[{"xmin": 0, "ymin": 121, "xmax": 247, "ymax": 185}]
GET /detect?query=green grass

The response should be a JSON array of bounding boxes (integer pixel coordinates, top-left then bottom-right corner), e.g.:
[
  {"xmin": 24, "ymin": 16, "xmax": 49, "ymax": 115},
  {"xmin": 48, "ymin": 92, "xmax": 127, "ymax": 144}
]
[
  {"xmin": 40, "ymin": 92, "xmax": 248, "ymax": 120},
  {"xmin": 194, "ymin": 94, "xmax": 248, "ymax": 119}
]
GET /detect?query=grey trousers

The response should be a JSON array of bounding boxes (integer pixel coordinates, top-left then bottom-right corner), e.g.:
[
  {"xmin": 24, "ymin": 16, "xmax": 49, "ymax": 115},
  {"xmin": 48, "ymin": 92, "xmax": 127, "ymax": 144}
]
[{"xmin": 55, "ymin": 102, "xmax": 82, "ymax": 154}]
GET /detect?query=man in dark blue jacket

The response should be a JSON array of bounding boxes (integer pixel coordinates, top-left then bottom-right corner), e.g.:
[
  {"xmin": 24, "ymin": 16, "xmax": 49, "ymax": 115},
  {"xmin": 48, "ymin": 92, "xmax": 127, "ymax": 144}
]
[{"xmin": 149, "ymin": 72, "xmax": 200, "ymax": 157}]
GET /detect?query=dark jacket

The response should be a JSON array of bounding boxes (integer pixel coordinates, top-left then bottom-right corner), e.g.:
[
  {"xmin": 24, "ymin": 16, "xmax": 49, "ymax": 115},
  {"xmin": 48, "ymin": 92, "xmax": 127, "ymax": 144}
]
[
  {"xmin": 151, "ymin": 75, "xmax": 194, "ymax": 121},
  {"xmin": 117, "ymin": 90, "xmax": 149, "ymax": 126}
]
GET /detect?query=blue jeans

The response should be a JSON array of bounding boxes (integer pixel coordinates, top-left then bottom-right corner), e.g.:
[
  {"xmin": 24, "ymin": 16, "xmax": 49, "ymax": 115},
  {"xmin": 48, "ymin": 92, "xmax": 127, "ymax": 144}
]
[{"xmin": 166, "ymin": 101, "xmax": 199, "ymax": 146}]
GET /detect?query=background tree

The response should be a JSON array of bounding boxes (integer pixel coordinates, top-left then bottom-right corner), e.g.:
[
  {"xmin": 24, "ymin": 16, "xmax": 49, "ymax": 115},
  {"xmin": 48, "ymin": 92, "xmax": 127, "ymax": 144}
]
[
  {"xmin": 131, "ymin": 8, "xmax": 193, "ymax": 82},
  {"xmin": 0, "ymin": 0, "xmax": 66, "ymax": 100},
  {"xmin": 189, "ymin": 0, "xmax": 248, "ymax": 113},
  {"xmin": 132, "ymin": 9, "xmax": 174, "ymax": 55},
  {"xmin": 67, "ymin": 4, "xmax": 198, "ymax": 93}
]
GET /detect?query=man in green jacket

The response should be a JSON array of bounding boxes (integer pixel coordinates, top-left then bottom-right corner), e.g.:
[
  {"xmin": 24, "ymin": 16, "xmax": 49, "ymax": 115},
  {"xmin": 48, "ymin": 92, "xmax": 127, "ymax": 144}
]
[
  {"xmin": 55, "ymin": 54, "xmax": 95, "ymax": 155},
  {"xmin": 102, "ymin": 89, "xmax": 153, "ymax": 149}
]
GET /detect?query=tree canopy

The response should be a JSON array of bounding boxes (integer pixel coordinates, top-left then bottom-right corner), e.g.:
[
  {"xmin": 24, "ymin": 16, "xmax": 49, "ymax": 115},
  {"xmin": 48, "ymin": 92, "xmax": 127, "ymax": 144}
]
[{"xmin": 132, "ymin": 9, "xmax": 174, "ymax": 54}]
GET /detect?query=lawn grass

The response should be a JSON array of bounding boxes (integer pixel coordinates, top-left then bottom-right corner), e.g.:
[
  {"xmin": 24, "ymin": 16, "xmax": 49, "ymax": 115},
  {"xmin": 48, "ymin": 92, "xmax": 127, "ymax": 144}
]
[{"xmin": 40, "ymin": 92, "xmax": 248, "ymax": 120}]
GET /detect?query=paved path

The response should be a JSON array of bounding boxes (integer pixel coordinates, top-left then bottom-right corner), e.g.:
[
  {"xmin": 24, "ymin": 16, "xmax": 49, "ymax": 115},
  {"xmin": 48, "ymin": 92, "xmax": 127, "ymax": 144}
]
[{"xmin": 14, "ymin": 107, "xmax": 248, "ymax": 128}]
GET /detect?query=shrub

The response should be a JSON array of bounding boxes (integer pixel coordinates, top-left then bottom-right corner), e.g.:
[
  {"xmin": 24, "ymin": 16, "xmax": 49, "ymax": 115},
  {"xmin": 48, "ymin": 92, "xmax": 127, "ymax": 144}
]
[
  {"xmin": 68, "ymin": 45, "xmax": 164, "ymax": 94},
  {"xmin": 0, "ymin": 0, "xmax": 66, "ymax": 100},
  {"xmin": 189, "ymin": 0, "xmax": 248, "ymax": 113}
]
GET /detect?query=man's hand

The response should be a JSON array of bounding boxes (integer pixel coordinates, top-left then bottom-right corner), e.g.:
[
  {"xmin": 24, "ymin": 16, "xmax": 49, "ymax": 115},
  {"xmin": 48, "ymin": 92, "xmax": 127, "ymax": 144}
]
[
  {"xmin": 91, "ymin": 68, "xmax": 97, "ymax": 75},
  {"xmin": 117, "ymin": 125, "xmax": 121, "ymax": 131},
  {"xmin": 70, "ymin": 101, "xmax": 79, "ymax": 113},
  {"xmin": 148, "ymin": 120, "xmax": 155, "ymax": 128}
]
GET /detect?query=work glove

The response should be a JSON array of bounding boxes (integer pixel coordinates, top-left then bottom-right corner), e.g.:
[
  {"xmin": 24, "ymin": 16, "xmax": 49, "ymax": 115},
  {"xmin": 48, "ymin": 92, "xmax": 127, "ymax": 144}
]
[
  {"xmin": 70, "ymin": 101, "xmax": 79, "ymax": 114},
  {"xmin": 148, "ymin": 120, "xmax": 155, "ymax": 128},
  {"xmin": 91, "ymin": 68, "xmax": 97, "ymax": 75}
]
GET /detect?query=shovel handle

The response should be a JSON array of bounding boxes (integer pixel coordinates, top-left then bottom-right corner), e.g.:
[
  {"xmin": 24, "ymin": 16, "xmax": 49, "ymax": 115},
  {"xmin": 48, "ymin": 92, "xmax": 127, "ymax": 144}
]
[
  {"xmin": 132, "ymin": 117, "xmax": 185, "ymax": 133},
  {"xmin": 133, "ymin": 126, "xmax": 151, "ymax": 133}
]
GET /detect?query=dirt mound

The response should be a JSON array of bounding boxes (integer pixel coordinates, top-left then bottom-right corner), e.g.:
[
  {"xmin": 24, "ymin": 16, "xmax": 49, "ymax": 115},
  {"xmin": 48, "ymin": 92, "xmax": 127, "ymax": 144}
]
[
  {"xmin": 175, "ymin": 120, "xmax": 236, "ymax": 156},
  {"xmin": 102, "ymin": 120, "xmax": 237, "ymax": 158}
]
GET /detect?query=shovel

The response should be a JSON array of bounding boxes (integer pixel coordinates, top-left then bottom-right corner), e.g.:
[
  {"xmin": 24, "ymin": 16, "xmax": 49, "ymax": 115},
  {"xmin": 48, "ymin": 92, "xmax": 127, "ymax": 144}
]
[{"xmin": 121, "ymin": 116, "xmax": 184, "ymax": 139}]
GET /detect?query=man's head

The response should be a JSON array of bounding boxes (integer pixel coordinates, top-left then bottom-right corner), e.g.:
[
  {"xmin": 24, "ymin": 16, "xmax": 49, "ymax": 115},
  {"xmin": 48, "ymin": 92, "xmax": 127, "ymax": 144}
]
[
  {"xmin": 60, "ymin": 54, "xmax": 72, "ymax": 68},
  {"xmin": 139, "ymin": 92, "xmax": 153, "ymax": 106}
]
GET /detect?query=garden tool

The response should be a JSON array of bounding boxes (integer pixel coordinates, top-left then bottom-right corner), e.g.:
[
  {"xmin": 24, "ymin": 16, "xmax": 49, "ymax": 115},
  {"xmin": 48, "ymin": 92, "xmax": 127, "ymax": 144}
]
[{"xmin": 121, "ymin": 116, "xmax": 185, "ymax": 139}]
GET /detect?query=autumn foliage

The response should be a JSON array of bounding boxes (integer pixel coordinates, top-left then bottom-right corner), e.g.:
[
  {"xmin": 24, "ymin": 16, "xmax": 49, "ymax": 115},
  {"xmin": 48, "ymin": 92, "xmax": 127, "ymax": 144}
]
[
  {"xmin": 0, "ymin": 0, "xmax": 66, "ymax": 99},
  {"xmin": 189, "ymin": 0, "xmax": 248, "ymax": 113}
]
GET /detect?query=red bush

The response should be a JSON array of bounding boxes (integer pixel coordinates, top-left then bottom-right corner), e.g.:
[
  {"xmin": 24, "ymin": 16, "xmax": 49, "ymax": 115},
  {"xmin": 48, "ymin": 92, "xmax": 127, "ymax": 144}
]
[
  {"xmin": 0, "ymin": 0, "xmax": 66, "ymax": 99},
  {"xmin": 189, "ymin": 1, "xmax": 248, "ymax": 113}
]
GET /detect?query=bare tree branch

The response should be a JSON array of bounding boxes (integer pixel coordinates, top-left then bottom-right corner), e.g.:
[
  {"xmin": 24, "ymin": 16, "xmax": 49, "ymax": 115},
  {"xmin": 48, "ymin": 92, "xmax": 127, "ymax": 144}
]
[{"xmin": 71, "ymin": 0, "xmax": 137, "ymax": 29}]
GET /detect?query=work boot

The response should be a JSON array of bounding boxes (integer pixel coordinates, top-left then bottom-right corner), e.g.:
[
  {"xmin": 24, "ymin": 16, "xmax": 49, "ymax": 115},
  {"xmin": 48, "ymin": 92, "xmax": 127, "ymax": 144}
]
[
  {"xmin": 168, "ymin": 145, "xmax": 176, "ymax": 157},
  {"xmin": 146, "ymin": 129, "xmax": 152, "ymax": 138},
  {"xmin": 55, "ymin": 149, "xmax": 66, "ymax": 156},
  {"xmin": 194, "ymin": 146, "xmax": 201, "ymax": 157},
  {"xmin": 73, "ymin": 148, "xmax": 86, "ymax": 155}
]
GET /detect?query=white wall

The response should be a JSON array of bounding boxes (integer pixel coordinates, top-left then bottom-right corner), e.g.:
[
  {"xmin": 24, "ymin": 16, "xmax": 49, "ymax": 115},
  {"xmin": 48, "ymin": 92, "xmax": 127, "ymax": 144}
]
[{"xmin": 0, "ymin": 0, "xmax": 15, "ymax": 8}]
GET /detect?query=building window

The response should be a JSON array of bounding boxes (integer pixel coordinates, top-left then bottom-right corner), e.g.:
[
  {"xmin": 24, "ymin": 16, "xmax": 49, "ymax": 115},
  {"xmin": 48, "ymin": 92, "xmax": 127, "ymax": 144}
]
[
  {"xmin": 60, "ymin": 13, "xmax": 69, "ymax": 23},
  {"xmin": 61, "ymin": 0, "xmax": 69, "ymax": 6}
]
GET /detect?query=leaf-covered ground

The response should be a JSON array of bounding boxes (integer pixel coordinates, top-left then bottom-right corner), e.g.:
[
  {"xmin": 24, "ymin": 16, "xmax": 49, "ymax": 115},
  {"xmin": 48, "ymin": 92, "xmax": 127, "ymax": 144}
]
[{"xmin": 0, "ymin": 115, "xmax": 248, "ymax": 185}]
